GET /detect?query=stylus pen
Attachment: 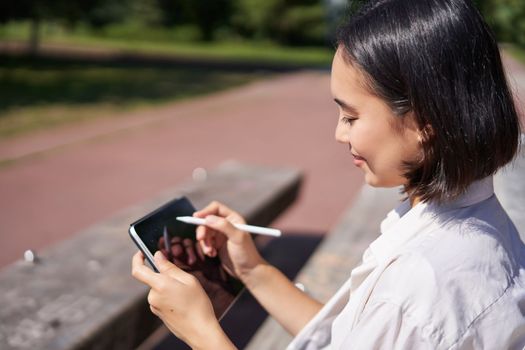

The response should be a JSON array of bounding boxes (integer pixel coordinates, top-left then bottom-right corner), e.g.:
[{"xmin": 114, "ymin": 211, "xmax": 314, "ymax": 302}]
[
  {"xmin": 176, "ymin": 216, "xmax": 282, "ymax": 237},
  {"xmin": 162, "ymin": 226, "xmax": 172, "ymax": 261}
]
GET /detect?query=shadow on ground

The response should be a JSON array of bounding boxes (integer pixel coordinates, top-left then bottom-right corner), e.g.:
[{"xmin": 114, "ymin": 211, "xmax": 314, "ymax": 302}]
[{"xmin": 0, "ymin": 55, "xmax": 270, "ymax": 112}]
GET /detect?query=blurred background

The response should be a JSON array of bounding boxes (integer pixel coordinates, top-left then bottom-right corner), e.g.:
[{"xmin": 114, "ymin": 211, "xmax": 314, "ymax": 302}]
[
  {"xmin": 0, "ymin": 1, "xmax": 524, "ymax": 349},
  {"xmin": 0, "ymin": 0, "xmax": 524, "ymax": 267}
]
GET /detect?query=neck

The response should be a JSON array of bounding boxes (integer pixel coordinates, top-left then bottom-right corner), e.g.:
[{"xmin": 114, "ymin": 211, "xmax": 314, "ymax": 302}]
[{"xmin": 409, "ymin": 195, "xmax": 422, "ymax": 208}]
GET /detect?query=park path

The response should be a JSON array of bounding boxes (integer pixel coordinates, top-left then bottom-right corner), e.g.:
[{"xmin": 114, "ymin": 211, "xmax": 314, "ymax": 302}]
[
  {"xmin": 1, "ymin": 52, "xmax": 524, "ymax": 270},
  {"xmin": 0, "ymin": 70, "xmax": 364, "ymax": 269}
]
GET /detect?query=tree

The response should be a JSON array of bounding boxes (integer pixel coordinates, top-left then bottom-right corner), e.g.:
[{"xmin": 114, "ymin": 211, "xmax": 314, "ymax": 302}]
[
  {"xmin": 231, "ymin": 0, "xmax": 332, "ymax": 46},
  {"xmin": 0, "ymin": 0, "xmax": 134, "ymax": 53},
  {"xmin": 157, "ymin": 0, "xmax": 232, "ymax": 41},
  {"xmin": 475, "ymin": 0, "xmax": 525, "ymax": 48}
]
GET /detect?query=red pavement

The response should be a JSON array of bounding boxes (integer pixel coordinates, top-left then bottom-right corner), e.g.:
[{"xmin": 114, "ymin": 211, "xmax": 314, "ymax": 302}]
[
  {"xmin": 0, "ymin": 71, "xmax": 364, "ymax": 269},
  {"xmin": 1, "ymin": 52, "xmax": 524, "ymax": 270}
]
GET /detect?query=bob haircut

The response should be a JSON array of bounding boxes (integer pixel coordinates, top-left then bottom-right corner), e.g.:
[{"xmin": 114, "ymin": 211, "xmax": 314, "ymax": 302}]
[{"xmin": 337, "ymin": 0, "xmax": 521, "ymax": 203}]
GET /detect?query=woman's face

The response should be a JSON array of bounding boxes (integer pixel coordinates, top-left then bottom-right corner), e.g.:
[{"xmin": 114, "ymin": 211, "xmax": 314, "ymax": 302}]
[{"xmin": 331, "ymin": 48, "xmax": 422, "ymax": 188}]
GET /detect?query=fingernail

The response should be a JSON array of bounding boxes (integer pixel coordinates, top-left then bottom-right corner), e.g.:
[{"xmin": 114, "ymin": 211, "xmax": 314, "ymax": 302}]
[
  {"xmin": 154, "ymin": 251, "xmax": 166, "ymax": 261},
  {"xmin": 205, "ymin": 215, "xmax": 219, "ymax": 224}
]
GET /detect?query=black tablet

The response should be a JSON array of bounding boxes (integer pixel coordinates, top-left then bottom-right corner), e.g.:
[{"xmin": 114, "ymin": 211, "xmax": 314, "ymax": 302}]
[{"xmin": 129, "ymin": 196, "xmax": 244, "ymax": 319}]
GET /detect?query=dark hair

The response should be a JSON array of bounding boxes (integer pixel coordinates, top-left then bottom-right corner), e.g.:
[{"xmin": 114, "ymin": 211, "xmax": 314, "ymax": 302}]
[{"xmin": 336, "ymin": 0, "xmax": 521, "ymax": 202}]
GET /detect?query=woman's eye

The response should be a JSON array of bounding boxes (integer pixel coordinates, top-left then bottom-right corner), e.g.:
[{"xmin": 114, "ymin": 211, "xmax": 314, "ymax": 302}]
[{"xmin": 341, "ymin": 116, "xmax": 357, "ymax": 125}]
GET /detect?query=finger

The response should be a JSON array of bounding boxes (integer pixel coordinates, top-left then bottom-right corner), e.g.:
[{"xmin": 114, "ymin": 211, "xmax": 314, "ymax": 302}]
[
  {"xmin": 227, "ymin": 214, "xmax": 244, "ymax": 225},
  {"xmin": 183, "ymin": 239, "xmax": 197, "ymax": 265},
  {"xmin": 195, "ymin": 225, "xmax": 207, "ymax": 240},
  {"xmin": 193, "ymin": 201, "xmax": 223, "ymax": 217},
  {"xmin": 196, "ymin": 226, "xmax": 217, "ymax": 257},
  {"xmin": 157, "ymin": 236, "xmax": 165, "ymax": 250},
  {"xmin": 209, "ymin": 234, "xmax": 218, "ymax": 257},
  {"xmin": 204, "ymin": 215, "xmax": 245, "ymax": 243},
  {"xmin": 195, "ymin": 241, "xmax": 206, "ymax": 260},
  {"xmin": 147, "ymin": 289, "xmax": 157, "ymax": 306},
  {"xmin": 170, "ymin": 241, "xmax": 184, "ymax": 257},
  {"xmin": 150, "ymin": 305, "xmax": 161, "ymax": 317},
  {"xmin": 153, "ymin": 251, "xmax": 194, "ymax": 284},
  {"xmin": 193, "ymin": 201, "xmax": 238, "ymax": 220},
  {"xmin": 132, "ymin": 251, "xmax": 161, "ymax": 287},
  {"xmin": 199, "ymin": 238, "xmax": 216, "ymax": 258}
]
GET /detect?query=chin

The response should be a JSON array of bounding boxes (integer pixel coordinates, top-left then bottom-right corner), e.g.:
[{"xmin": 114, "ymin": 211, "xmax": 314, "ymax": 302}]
[
  {"xmin": 364, "ymin": 173, "xmax": 403, "ymax": 188},
  {"xmin": 363, "ymin": 173, "xmax": 382, "ymax": 187}
]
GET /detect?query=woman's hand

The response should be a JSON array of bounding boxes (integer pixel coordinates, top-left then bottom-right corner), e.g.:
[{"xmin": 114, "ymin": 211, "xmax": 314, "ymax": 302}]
[
  {"xmin": 131, "ymin": 251, "xmax": 235, "ymax": 350},
  {"xmin": 192, "ymin": 201, "xmax": 323, "ymax": 337},
  {"xmin": 193, "ymin": 201, "xmax": 266, "ymax": 281}
]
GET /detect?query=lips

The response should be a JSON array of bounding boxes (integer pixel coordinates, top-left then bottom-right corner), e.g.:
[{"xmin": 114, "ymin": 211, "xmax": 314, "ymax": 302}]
[
  {"xmin": 351, "ymin": 153, "xmax": 366, "ymax": 161},
  {"xmin": 348, "ymin": 145, "xmax": 366, "ymax": 161}
]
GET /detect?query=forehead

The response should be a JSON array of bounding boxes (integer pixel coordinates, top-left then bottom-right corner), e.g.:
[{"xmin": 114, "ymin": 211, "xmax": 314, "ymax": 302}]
[{"xmin": 330, "ymin": 49, "xmax": 370, "ymax": 100}]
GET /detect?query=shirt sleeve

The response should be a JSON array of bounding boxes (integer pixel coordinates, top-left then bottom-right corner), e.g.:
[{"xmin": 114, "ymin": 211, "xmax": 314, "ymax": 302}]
[{"xmin": 336, "ymin": 299, "xmax": 436, "ymax": 350}]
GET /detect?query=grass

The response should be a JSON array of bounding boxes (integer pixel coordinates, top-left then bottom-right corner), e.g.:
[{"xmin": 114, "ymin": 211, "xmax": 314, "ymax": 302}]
[
  {"xmin": 0, "ymin": 21, "xmax": 334, "ymax": 66},
  {"xmin": 0, "ymin": 56, "xmax": 267, "ymax": 138},
  {"xmin": 45, "ymin": 36, "xmax": 333, "ymax": 66}
]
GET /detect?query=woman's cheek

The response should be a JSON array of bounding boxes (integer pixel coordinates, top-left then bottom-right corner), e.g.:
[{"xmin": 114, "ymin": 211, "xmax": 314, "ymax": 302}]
[{"xmin": 349, "ymin": 126, "xmax": 368, "ymax": 156}]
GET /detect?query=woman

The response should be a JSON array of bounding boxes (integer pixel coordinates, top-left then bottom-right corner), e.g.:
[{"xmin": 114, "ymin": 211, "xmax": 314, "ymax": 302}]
[{"xmin": 132, "ymin": 0, "xmax": 524, "ymax": 348}]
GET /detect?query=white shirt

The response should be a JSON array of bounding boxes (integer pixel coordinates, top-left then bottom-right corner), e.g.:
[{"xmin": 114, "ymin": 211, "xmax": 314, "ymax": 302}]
[{"xmin": 288, "ymin": 177, "xmax": 525, "ymax": 349}]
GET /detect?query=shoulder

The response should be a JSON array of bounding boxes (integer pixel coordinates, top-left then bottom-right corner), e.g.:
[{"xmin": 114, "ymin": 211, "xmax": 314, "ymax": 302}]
[{"xmin": 367, "ymin": 217, "xmax": 525, "ymax": 348}]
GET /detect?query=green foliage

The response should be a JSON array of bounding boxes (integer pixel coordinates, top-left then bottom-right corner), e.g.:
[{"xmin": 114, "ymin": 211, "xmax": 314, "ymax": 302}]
[
  {"xmin": 0, "ymin": 0, "xmax": 345, "ymax": 46},
  {"xmin": 82, "ymin": 0, "xmax": 131, "ymax": 28},
  {"xmin": 231, "ymin": 0, "xmax": 329, "ymax": 45},
  {"xmin": 475, "ymin": 0, "xmax": 525, "ymax": 48},
  {"xmin": 5, "ymin": 0, "xmax": 523, "ymax": 48},
  {"xmin": 277, "ymin": 4, "xmax": 327, "ymax": 45},
  {"xmin": 231, "ymin": 0, "xmax": 282, "ymax": 39},
  {"xmin": 96, "ymin": 23, "xmax": 201, "ymax": 42},
  {"xmin": 157, "ymin": 0, "xmax": 233, "ymax": 41}
]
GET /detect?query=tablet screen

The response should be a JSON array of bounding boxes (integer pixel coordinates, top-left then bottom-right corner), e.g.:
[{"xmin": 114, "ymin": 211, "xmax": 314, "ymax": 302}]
[{"xmin": 130, "ymin": 197, "xmax": 244, "ymax": 319}]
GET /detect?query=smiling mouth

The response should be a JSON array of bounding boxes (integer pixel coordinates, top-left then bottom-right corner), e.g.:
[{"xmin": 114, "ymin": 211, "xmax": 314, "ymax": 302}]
[
  {"xmin": 351, "ymin": 153, "xmax": 366, "ymax": 161},
  {"xmin": 348, "ymin": 145, "xmax": 366, "ymax": 162}
]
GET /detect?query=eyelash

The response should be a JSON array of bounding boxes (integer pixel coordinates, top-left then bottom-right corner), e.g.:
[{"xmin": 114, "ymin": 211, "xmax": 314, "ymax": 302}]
[{"xmin": 341, "ymin": 116, "xmax": 357, "ymax": 125}]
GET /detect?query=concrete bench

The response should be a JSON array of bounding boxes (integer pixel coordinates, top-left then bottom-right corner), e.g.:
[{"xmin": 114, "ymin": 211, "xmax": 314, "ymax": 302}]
[
  {"xmin": 494, "ymin": 134, "xmax": 525, "ymax": 241},
  {"xmin": 0, "ymin": 161, "xmax": 302, "ymax": 350},
  {"xmin": 246, "ymin": 138, "xmax": 525, "ymax": 349}
]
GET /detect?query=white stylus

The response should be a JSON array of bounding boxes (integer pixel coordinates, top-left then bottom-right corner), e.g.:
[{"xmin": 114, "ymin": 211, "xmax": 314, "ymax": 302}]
[{"xmin": 176, "ymin": 216, "xmax": 282, "ymax": 237}]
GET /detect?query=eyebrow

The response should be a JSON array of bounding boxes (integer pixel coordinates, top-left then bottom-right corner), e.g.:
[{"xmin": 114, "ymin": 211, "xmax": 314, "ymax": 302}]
[{"xmin": 333, "ymin": 98, "xmax": 360, "ymax": 115}]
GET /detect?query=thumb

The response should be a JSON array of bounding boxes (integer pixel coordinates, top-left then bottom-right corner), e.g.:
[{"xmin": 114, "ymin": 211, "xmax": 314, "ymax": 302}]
[
  {"xmin": 204, "ymin": 215, "xmax": 244, "ymax": 243},
  {"xmin": 153, "ymin": 251, "xmax": 190, "ymax": 281},
  {"xmin": 154, "ymin": 251, "xmax": 173, "ymax": 273}
]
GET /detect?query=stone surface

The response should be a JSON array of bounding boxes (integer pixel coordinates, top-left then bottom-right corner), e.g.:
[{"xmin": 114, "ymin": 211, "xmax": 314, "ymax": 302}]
[{"xmin": 0, "ymin": 162, "xmax": 302, "ymax": 350}]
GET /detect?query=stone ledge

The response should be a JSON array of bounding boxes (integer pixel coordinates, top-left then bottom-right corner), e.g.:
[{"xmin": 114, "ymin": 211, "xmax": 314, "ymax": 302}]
[{"xmin": 0, "ymin": 161, "xmax": 302, "ymax": 350}]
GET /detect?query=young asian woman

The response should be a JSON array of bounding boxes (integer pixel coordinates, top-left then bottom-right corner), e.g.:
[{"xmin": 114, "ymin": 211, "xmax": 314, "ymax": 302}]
[{"xmin": 131, "ymin": 0, "xmax": 524, "ymax": 348}]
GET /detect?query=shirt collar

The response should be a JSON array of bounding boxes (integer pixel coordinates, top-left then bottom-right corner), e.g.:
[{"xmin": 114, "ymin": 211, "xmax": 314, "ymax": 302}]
[
  {"xmin": 369, "ymin": 176, "xmax": 494, "ymax": 263},
  {"xmin": 436, "ymin": 176, "xmax": 494, "ymax": 210}
]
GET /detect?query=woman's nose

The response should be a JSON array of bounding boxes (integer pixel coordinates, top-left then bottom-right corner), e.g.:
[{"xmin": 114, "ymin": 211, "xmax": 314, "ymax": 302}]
[{"xmin": 334, "ymin": 121, "xmax": 350, "ymax": 144}]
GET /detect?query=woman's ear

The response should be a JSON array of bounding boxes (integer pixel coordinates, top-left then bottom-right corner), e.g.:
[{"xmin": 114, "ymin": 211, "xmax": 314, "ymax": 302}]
[{"xmin": 418, "ymin": 123, "xmax": 434, "ymax": 144}]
